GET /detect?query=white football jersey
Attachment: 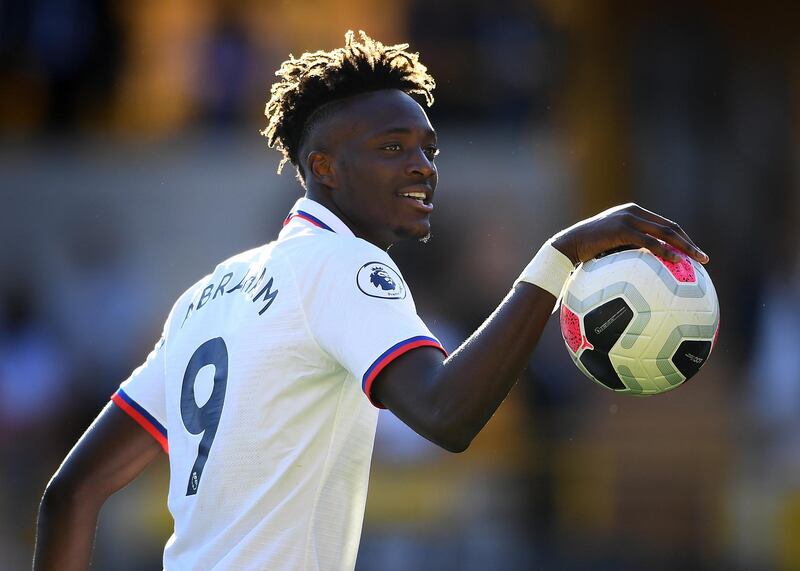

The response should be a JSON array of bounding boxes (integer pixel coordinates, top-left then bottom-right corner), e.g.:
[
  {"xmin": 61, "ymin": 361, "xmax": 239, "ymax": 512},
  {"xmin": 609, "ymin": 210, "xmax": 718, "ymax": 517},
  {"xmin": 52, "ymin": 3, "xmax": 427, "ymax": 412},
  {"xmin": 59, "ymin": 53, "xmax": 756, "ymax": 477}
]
[{"xmin": 112, "ymin": 197, "xmax": 445, "ymax": 570}]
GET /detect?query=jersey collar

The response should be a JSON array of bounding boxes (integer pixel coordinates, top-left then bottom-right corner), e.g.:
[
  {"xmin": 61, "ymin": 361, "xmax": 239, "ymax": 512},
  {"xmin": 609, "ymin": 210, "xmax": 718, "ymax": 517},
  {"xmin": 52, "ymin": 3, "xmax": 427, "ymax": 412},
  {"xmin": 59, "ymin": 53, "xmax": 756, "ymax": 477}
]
[{"xmin": 283, "ymin": 197, "xmax": 355, "ymax": 237}]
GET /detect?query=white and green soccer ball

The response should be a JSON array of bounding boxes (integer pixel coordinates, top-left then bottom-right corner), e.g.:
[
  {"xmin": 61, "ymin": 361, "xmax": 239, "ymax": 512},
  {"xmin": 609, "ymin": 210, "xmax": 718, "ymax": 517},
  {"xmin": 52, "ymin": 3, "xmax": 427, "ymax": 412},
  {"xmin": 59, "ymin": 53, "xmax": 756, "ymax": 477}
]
[{"xmin": 559, "ymin": 247, "xmax": 720, "ymax": 395}]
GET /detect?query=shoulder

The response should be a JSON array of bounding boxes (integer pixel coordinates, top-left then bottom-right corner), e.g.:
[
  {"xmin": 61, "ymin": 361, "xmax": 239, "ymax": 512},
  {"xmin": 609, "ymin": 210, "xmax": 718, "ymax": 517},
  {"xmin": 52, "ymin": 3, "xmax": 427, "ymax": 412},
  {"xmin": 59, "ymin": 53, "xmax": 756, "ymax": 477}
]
[
  {"xmin": 277, "ymin": 232, "xmax": 413, "ymax": 303},
  {"xmin": 281, "ymin": 232, "xmax": 401, "ymax": 279}
]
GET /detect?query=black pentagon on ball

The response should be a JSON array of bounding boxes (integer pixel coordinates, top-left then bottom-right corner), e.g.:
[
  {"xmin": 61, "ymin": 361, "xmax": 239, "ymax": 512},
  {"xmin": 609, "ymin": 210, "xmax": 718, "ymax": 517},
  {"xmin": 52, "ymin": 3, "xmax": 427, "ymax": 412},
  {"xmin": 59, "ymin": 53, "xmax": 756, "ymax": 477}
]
[
  {"xmin": 580, "ymin": 351, "xmax": 625, "ymax": 390},
  {"xmin": 671, "ymin": 340, "xmax": 712, "ymax": 382},
  {"xmin": 578, "ymin": 297, "xmax": 634, "ymax": 390}
]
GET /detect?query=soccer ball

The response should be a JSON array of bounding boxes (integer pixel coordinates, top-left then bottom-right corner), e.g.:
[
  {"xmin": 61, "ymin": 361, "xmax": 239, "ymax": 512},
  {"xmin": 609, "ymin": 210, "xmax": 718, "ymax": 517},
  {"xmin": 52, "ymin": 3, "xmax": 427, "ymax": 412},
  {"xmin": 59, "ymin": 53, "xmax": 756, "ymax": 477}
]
[{"xmin": 559, "ymin": 247, "xmax": 720, "ymax": 395}]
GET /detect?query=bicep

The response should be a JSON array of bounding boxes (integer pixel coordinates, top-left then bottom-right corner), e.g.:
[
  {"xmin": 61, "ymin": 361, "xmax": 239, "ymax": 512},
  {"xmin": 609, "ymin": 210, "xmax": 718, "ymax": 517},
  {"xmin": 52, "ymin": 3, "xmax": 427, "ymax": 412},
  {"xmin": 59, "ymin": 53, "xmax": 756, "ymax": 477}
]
[
  {"xmin": 52, "ymin": 402, "xmax": 163, "ymax": 503},
  {"xmin": 371, "ymin": 346, "xmax": 449, "ymax": 443}
]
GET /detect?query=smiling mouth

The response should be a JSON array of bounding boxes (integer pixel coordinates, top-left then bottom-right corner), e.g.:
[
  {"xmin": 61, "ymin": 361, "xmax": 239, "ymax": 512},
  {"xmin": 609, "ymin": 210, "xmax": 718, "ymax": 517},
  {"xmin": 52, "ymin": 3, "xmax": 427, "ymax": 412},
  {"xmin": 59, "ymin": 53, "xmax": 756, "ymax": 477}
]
[{"xmin": 399, "ymin": 191, "xmax": 431, "ymax": 207}]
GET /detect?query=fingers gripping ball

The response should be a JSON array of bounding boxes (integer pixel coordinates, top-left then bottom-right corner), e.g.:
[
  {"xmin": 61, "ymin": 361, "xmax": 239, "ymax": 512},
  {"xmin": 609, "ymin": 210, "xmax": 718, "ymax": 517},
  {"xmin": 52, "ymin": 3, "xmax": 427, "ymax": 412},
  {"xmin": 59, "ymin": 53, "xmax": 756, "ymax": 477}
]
[{"xmin": 559, "ymin": 248, "xmax": 720, "ymax": 395}]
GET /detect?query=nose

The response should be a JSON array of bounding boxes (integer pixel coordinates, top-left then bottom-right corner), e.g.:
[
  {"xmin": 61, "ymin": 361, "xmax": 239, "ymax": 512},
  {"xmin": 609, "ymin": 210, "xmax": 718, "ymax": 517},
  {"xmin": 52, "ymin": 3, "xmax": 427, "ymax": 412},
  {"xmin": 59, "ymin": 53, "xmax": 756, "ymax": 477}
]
[{"xmin": 406, "ymin": 147, "xmax": 435, "ymax": 179}]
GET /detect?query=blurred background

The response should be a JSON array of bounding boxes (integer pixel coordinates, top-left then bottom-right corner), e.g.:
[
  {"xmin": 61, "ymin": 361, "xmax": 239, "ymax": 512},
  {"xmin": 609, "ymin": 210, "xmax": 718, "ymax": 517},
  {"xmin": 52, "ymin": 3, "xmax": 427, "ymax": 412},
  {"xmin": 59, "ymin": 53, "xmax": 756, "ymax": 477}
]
[{"xmin": 1, "ymin": 0, "xmax": 798, "ymax": 569}]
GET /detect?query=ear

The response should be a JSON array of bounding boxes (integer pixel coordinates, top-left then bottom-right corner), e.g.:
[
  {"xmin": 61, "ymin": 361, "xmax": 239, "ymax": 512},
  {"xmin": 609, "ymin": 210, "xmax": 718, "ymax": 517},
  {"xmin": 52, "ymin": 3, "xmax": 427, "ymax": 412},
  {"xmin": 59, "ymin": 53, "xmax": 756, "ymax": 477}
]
[{"xmin": 307, "ymin": 151, "xmax": 338, "ymax": 189}]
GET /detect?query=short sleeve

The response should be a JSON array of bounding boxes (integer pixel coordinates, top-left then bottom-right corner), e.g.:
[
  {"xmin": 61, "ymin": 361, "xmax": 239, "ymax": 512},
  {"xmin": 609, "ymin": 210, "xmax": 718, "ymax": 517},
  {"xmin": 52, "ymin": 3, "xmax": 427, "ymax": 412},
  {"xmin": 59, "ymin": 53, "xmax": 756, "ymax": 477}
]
[
  {"xmin": 111, "ymin": 334, "xmax": 169, "ymax": 452},
  {"xmin": 298, "ymin": 244, "xmax": 447, "ymax": 408}
]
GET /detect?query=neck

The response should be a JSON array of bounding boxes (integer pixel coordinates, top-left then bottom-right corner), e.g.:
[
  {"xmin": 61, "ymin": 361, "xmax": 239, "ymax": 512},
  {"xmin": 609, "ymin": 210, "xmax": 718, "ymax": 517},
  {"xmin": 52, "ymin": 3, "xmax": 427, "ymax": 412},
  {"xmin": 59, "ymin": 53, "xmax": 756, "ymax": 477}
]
[{"xmin": 303, "ymin": 187, "xmax": 391, "ymax": 251}]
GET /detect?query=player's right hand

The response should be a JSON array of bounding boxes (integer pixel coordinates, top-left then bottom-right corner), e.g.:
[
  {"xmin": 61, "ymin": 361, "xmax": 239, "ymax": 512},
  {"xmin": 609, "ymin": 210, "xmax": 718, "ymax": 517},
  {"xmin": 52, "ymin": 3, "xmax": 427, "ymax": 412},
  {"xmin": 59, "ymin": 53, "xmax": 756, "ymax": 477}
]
[{"xmin": 550, "ymin": 203, "xmax": 709, "ymax": 267}]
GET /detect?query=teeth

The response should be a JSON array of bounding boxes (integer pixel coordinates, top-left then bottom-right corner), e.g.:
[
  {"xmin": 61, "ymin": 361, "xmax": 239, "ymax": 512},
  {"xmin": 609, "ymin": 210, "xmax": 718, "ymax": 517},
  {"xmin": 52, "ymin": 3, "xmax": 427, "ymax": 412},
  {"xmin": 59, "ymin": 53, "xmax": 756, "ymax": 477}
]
[{"xmin": 401, "ymin": 192, "xmax": 427, "ymax": 200}]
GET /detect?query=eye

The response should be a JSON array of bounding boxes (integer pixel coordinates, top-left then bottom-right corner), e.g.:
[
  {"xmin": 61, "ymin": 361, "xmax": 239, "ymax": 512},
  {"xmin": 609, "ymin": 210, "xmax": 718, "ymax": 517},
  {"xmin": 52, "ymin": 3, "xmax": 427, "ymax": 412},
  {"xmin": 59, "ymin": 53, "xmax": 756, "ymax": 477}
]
[
  {"xmin": 424, "ymin": 145, "xmax": 440, "ymax": 160},
  {"xmin": 381, "ymin": 143, "xmax": 401, "ymax": 152}
]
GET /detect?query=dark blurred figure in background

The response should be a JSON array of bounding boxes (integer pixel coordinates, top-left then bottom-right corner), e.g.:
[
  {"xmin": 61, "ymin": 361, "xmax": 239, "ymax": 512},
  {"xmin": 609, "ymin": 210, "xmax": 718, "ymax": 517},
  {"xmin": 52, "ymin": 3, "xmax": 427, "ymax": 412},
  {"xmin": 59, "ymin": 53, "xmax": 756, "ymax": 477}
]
[
  {"xmin": 0, "ymin": 0, "xmax": 121, "ymax": 130},
  {"xmin": 196, "ymin": 5, "xmax": 257, "ymax": 127}
]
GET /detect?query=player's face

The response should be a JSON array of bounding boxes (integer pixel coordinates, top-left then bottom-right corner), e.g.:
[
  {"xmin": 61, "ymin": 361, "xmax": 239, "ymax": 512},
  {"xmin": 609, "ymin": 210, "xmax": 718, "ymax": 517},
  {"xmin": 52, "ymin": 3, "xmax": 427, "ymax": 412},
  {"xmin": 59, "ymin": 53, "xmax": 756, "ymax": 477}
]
[{"xmin": 329, "ymin": 90, "xmax": 439, "ymax": 249}]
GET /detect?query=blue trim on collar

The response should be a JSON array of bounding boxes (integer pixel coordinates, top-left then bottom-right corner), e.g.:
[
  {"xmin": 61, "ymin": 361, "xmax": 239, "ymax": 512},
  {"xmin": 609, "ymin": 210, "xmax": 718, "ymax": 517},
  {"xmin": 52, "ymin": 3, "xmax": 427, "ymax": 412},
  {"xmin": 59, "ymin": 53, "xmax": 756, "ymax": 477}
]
[{"xmin": 296, "ymin": 210, "xmax": 334, "ymax": 232}]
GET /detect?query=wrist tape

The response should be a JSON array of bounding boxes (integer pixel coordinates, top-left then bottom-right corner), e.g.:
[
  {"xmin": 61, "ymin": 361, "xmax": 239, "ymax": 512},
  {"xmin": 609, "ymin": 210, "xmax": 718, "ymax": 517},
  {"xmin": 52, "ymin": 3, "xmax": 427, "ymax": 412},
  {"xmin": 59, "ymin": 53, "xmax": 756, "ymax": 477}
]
[{"xmin": 514, "ymin": 240, "xmax": 576, "ymax": 303}]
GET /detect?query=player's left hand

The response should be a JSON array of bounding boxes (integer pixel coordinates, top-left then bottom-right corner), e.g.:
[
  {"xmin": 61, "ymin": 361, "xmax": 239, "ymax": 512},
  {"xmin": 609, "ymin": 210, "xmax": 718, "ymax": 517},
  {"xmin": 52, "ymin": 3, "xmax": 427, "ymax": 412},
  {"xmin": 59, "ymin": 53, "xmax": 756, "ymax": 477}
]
[{"xmin": 550, "ymin": 203, "xmax": 709, "ymax": 266}]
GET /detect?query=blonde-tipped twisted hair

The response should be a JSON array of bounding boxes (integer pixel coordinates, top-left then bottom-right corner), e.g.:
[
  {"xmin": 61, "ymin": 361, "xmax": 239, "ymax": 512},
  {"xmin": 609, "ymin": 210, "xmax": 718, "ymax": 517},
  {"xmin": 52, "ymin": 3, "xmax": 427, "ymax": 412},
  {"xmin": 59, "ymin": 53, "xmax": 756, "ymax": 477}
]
[{"xmin": 261, "ymin": 30, "xmax": 435, "ymax": 179}]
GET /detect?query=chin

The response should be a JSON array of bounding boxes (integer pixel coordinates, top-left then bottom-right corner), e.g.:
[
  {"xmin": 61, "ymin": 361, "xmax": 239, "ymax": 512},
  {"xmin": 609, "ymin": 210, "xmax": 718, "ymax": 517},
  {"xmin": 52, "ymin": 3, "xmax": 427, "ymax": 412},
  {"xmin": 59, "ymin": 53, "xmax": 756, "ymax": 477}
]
[
  {"xmin": 389, "ymin": 219, "xmax": 431, "ymax": 243},
  {"xmin": 405, "ymin": 223, "xmax": 432, "ymax": 244}
]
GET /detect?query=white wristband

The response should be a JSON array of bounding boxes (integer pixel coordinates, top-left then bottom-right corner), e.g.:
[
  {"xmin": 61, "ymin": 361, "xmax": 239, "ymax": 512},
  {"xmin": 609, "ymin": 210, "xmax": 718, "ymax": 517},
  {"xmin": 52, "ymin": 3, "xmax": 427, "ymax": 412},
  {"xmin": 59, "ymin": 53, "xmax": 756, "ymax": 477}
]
[{"xmin": 514, "ymin": 240, "xmax": 575, "ymax": 303}]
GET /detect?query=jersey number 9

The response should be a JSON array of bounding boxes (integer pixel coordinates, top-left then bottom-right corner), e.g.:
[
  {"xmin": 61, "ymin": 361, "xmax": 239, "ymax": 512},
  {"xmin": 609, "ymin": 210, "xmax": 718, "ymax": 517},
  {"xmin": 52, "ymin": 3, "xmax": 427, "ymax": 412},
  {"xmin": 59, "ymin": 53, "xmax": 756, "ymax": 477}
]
[{"xmin": 180, "ymin": 337, "xmax": 229, "ymax": 496}]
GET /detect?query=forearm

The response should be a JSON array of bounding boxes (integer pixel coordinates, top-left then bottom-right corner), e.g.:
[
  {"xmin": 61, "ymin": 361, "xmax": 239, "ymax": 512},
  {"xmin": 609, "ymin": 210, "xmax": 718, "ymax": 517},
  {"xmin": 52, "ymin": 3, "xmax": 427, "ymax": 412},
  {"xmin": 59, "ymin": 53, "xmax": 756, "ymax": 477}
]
[
  {"xmin": 424, "ymin": 283, "xmax": 555, "ymax": 448},
  {"xmin": 34, "ymin": 485, "xmax": 103, "ymax": 571},
  {"xmin": 32, "ymin": 404, "xmax": 163, "ymax": 570}
]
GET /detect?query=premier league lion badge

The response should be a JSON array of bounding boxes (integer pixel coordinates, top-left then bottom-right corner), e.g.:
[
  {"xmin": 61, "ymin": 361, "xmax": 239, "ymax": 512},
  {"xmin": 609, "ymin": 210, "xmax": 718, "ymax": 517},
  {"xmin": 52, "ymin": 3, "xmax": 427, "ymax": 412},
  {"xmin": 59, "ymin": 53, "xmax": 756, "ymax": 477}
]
[{"xmin": 357, "ymin": 262, "xmax": 406, "ymax": 299}]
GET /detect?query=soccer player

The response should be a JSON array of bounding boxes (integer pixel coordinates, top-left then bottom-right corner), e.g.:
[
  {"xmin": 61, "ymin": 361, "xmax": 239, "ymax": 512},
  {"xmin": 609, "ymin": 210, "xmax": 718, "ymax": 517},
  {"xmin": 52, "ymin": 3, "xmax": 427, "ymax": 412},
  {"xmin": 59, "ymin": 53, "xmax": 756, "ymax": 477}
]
[{"xmin": 34, "ymin": 31, "xmax": 709, "ymax": 570}]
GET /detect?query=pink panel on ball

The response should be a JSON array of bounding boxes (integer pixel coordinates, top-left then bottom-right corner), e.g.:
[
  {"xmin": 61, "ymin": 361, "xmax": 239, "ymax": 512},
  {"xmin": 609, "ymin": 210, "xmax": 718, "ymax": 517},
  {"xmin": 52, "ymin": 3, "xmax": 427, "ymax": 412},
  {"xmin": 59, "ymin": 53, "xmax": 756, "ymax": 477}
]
[
  {"xmin": 712, "ymin": 315, "xmax": 720, "ymax": 351},
  {"xmin": 655, "ymin": 245, "xmax": 696, "ymax": 283},
  {"xmin": 560, "ymin": 304, "xmax": 583, "ymax": 353}
]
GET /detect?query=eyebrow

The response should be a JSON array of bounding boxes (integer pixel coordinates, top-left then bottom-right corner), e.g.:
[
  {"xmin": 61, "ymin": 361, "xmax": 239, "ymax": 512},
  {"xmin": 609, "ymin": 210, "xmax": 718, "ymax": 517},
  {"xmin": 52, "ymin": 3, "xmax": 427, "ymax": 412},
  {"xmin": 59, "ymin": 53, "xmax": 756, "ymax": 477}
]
[{"xmin": 372, "ymin": 127, "xmax": 437, "ymax": 140}]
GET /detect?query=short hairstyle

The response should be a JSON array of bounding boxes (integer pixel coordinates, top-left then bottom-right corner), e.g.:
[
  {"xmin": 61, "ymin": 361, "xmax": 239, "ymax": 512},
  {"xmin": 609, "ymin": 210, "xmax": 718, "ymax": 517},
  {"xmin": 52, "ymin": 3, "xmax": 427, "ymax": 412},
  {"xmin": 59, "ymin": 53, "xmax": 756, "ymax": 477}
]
[{"xmin": 261, "ymin": 30, "xmax": 436, "ymax": 181}]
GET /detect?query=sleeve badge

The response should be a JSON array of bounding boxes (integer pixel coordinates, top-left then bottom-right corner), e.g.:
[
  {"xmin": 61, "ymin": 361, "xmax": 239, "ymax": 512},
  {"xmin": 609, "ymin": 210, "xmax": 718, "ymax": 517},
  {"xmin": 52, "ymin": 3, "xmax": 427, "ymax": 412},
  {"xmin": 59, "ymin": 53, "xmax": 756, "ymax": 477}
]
[{"xmin": 356, "ymin": 262, "xmax": 407, "ymax": 299}]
